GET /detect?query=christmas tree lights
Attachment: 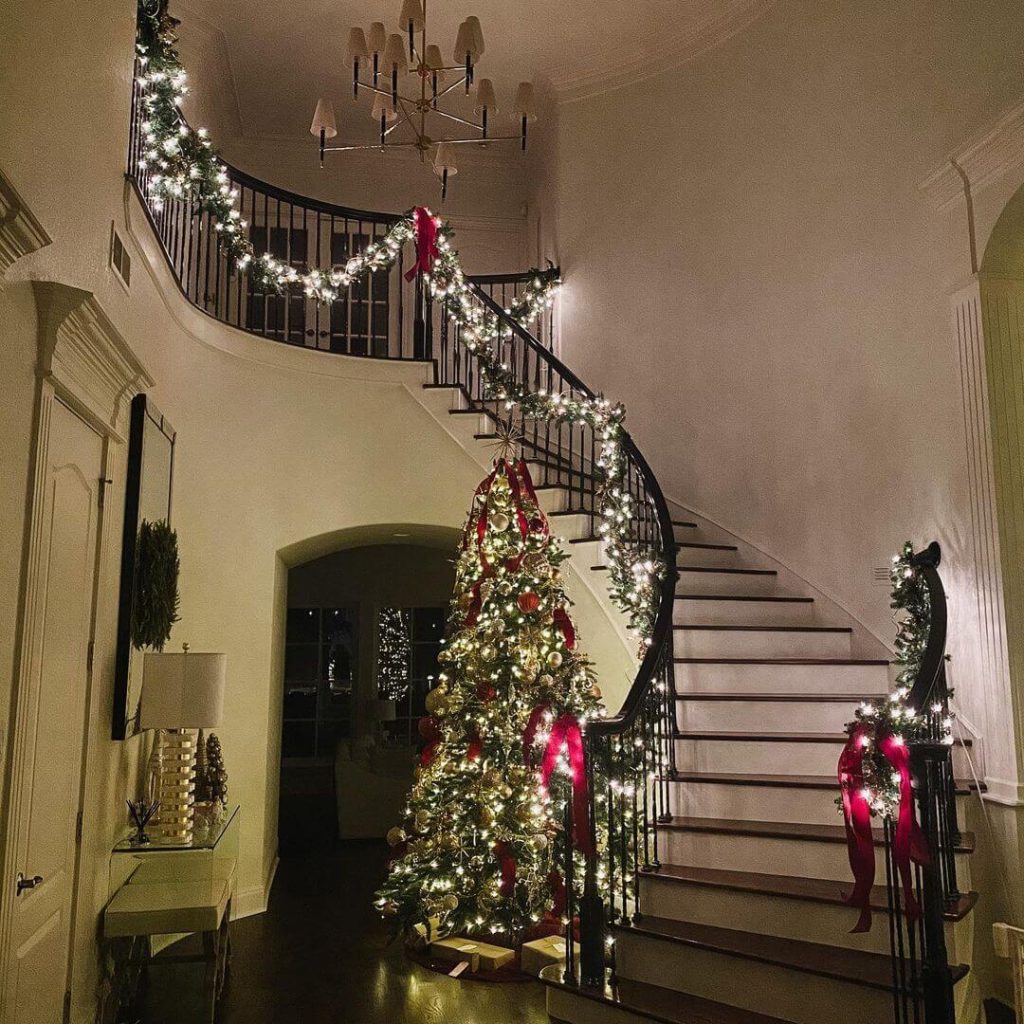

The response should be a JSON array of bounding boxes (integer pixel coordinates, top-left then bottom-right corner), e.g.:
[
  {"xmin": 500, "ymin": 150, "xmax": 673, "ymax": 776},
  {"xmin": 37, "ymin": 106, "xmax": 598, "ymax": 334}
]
[{"xmin": 377, "ymin": 607, "xmax": 411, "ymax": 701}]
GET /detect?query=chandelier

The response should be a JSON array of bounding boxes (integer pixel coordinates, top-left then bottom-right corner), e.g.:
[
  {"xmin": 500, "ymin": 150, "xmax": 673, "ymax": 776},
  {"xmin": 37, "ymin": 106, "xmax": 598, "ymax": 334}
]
[{"xmin": 309, "ymin": 1, "xmax": 537, "ymax": 198}]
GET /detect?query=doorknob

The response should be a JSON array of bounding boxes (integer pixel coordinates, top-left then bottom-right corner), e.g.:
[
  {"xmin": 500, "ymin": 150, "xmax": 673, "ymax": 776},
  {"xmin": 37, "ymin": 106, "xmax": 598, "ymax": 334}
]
[{"xmin": 16, "ymin": 873, "xmax": 43, "ymax": 895}]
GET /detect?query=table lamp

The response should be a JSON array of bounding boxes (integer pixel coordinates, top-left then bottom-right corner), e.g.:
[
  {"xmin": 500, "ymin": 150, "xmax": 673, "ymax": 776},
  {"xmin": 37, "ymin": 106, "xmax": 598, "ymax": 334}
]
[{"xmin": 142, "ymin": 645, "xmax": 226, "ymax": 845}]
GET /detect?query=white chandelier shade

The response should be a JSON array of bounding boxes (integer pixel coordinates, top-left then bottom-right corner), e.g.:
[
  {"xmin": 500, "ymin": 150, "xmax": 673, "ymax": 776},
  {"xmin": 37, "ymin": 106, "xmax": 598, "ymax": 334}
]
[{"xmin": 309, "ymin": 98, "xmax": 338, "ymax": 139}]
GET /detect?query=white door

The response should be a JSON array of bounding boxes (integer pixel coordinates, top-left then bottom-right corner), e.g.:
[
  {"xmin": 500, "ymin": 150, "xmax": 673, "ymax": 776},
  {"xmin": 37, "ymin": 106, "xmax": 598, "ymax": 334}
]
[{"xmin": 3, "ymin": 398, "xmax": 103, "ymax": 1023}]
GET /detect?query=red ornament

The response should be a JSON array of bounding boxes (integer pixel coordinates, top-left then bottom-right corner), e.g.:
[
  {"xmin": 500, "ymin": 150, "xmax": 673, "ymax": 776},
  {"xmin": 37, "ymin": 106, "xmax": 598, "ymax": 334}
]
[
  {"xmin": 477, "ymin": 681, "xmax": 497, "ymax": 701},
  {"xmin": 418, "ymin": 716, "xmax": 441, "ymax": 743},
  {"xmin": 467, "ymin": 731, "xmax": 483, "ymax": 760},
  {"xmin": 518, "ymin": 591, "xmax": 540, "ymax": 613}
]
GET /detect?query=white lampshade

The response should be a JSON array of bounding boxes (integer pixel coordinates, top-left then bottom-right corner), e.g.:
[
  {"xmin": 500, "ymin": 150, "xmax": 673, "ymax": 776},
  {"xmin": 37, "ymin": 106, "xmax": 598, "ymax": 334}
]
[
  {"xmin": 511, "ymin": 81, "xmax": 537, "ymax": 120},
  {"xmin": 310, "ymin": 98, "xmax": 338, "ymax": 139},
  {"xmin": 348, "ymin": 27, "xmax": 368, "ymax": 59},
  {"xmin": 141, "ymin": 652, "xmax": 226, "ymax": 730},
  {"xmin": 474, "ymin": 78, "xmax": 497, "ymax": 115},
  {"xmin": 453, "ymin": 20, "xmax": 476, "ymax": 62},
  {"xmin": 399, "ymin": 0, "xmax": 424, "ymax": 32},
  {"xmin": 424, "ymin": 44, "xmax": 445, "ymax": 73},
  {"xmin": 371, "ymin": 92, "xmax": 398, "ymax": 123},
  {"xmin": 382, "ymin": 33, "xmax": 408, "ymax": 72},
  {"xmin": 465, "ymin": 16, "xmax": 484, "ymax": 58},
  {"xmin": 367, "ymin": 21, "xmax": 387, "ymax": 55},
  {"xmin": 433, "ymin": 142, "xmax": 459, "ymax": 176}
]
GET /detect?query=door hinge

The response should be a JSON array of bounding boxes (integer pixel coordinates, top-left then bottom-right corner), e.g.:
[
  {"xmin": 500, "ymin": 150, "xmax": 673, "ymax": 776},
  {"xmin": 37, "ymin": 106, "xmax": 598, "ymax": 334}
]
[
  {"xmin": 98, "ymin": 476, "xmax": 112, "ymax": 510},
  {"xmin": 75, "ymin": 810, "xmax": 83, "ymax": 845},
  {"xmin": 63, "ymin": 990, "xmax": 71, "ymax": 1024},
  {"xmin": 86, "ymin": 640, "xmax": 95, "ymax": 675}
]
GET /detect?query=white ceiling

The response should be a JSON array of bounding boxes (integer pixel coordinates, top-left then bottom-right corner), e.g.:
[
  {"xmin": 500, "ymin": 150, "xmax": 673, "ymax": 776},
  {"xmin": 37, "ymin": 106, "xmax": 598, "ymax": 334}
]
[{"xmin": 178, "ymin": 0, "xmax": 773, "ymax": 144}]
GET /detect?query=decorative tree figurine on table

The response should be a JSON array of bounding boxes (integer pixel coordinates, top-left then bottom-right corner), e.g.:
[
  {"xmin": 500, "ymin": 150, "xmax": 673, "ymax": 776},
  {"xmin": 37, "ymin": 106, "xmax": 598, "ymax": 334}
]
[
  {"xmin": 205, "ymin": 733, "xmax": 228, "ymax": 809},
  {"xmin": 376, "ymin": 440, "xmax": 604, "ymax": 947}
]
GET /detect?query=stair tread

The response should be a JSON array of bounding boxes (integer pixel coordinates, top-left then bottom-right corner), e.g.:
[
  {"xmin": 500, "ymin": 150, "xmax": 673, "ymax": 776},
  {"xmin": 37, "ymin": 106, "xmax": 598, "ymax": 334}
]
[
  {"xmin": 616, "ymin": 917, "xmax": 969, "ymax": 992},
  {"xmin": 667, "ymin": 768, "xmax": 982, "ymax": 796},
  {"xmin": 678, "ymin": 542, "xmax": 739, "ymax": 552},
  {"xmin": 676, "ymin": 594, "xmax": 814, "ymax": 604},
  {"xmin": 674, "ymin": 624, "xmax": 851, "ymax": 633},
  {"xmin": 674, "ymin": 657, "xmax": 887, "ymax": 665},
  {"xmin": 678, "ymin": 566, "xmax": 778, "ymax": 575},
  {"xmin": 540, "ymin": 966, "xmax": 794, "ymax": 1024},
  {"xmin": 640, "ymin": 863, "xmax": 979, "ymax": 921},
  {"xmin": 674, "ymin": 731, "xmax": 852, "ymax": 743},
  {"xmin": 675, "ymin": 692, "xmax": 877, "ymax": 703},
  {"xmin": 672, "ymin": 519, "xmax": 699, "ymax": 529},
  {"xmin": 659, "ymin": 815, "xmax": 975, "ymax": 852}
]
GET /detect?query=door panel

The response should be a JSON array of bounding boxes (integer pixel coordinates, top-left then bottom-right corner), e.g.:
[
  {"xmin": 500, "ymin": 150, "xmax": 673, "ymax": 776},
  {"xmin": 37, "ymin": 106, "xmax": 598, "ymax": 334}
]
[{"xmin": 4, "ymin": 398, "xmax": 102, "ymax": 1022}]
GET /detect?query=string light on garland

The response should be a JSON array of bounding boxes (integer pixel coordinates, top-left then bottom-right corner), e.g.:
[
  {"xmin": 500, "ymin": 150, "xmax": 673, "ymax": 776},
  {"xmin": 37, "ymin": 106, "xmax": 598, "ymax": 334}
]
[{"xmin": 134, "ymin": 1, "xmax": 659, "ymax": 646}]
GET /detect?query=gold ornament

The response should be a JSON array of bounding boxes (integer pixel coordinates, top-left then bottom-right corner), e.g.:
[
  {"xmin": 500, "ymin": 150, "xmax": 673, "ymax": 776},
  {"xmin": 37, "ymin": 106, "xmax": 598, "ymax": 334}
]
[
  {"xmin": 480, "ymin": 645, "xmax": 497, "ymax": 662},
  {"xmin": 425, "ymin": 687, "xmax": 448, "ymax": 714},
  {"xmin": 591, "ymin": 684, "xmax": 603, "ymax": 700},
  {"xmin": 482, "ymin": 769, "xmax": 502, "ymax": 789},
  {"xmin": 386, "ymin": 827, "xmax": 406, "ymax": 847},
  {"xmin": 415, "ymin": 810, "xmax": 431, "ymax": 833},
  {"xmin": 478, "ymin": 806, "xmax": 494, "ymax": 827},
  {"xmin": 441, "ymin": 894, "xmax": 459, "ymax": 912},
  {"xmin": 538, "ymin": 674, "xmax": 554, "ymax": 689},
  {"xmin": 533, "ymin": 833, "xmax": 549, "ymax": 850},
  {"xmin": 491, "ymin": 512, "xmax": 511, "ymax": 532},
  {"xmin": 515, "ymin": 804, "xmax": 531, "ymax": 823},
  {"xmin": 547, "ymin": 650, "xmax": 563, "ymax": 669}
]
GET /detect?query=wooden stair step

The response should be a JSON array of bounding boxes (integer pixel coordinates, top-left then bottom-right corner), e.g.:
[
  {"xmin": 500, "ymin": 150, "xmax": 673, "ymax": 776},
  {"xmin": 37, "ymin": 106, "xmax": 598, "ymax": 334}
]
[
  {"xmin": 678, "ymin": 542, "xmax": 738, "ymax": 552},
  {"xmin": 678, "ymin": 566, "xmax": 777, "ymax": 576},
  {"xmin": 676, "ymin": 594, "xmax": 814, "ymax": 604},
  {"xmin": 673, "ymin": 729, "xmax": 971, "ymax": 746},
  {"xmin": 673, "ymin": 519, "xmax": 699, "ymax": 529},
  {"xmin": 540, "ymin": 966, "xmax": 794, "ymax": 1024},
  {"xmin": 615, "ymin": 917, "xmax": 969, "ymax": 993},
  {"xmin": 674, "ymin": 657, "xmax": 887, "ymax": 665},
  {"xmin": 674, "ymin": 625, "xmax": 851, "ymax": 633},
  {"xmin": 675, "ymin": 692, "xmax": 876, "ymax": 703},
  {"xmin": 641, "ymin": 863, "xmax": 979, "ymax": 921},
  {"xmin": 667, "ymin": 769, "xmax": 983, "ymax": 797},
  {"xmin": 658, "ymin": 815, "xmax": 975, "ymax": 853}
]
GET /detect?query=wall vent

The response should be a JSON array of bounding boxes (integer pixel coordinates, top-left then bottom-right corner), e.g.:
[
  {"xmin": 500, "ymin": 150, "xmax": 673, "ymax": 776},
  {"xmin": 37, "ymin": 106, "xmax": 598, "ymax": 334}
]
[
  {"xmin": 871, "ymin": 565, "xmax": 891, "ymax": 586},
  {"xmin": 109, "ymin": 225, "xmax": 131, "ymax": 291}
]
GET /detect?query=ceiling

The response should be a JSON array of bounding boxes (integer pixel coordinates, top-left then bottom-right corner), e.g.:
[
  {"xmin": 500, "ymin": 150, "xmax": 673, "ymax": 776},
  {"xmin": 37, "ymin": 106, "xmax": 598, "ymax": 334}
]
[{"xmin": 178, "ymin": 0, "xmax": 773, "ymax": 145}]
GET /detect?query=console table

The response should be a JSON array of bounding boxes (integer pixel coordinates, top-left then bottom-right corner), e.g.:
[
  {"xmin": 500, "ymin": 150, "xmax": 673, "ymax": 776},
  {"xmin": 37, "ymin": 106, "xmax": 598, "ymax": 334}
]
[{"xmin": 104, "ymin": 805, "xmax": 239, "ymax": 1022}]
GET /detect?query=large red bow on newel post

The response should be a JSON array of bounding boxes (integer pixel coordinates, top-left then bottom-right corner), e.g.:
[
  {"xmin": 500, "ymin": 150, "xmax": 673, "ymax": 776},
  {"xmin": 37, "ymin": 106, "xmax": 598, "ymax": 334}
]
[
  {"xmin": 404, "ymin": 206, "xmax": 440, "ymax": 281},
  {"xmin": 838, "ymin": 723, "xmax": 929, "ymax": 932},
  {"xmin": 538, "ymin": 713, "xmax": 594, "ymax": 857}
]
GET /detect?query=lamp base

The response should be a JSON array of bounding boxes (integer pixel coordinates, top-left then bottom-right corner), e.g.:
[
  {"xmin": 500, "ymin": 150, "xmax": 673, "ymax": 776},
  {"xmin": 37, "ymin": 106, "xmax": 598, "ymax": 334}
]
[{"xmin": 153, "ymin": 728, "xmax": 197, "ymax": 845}]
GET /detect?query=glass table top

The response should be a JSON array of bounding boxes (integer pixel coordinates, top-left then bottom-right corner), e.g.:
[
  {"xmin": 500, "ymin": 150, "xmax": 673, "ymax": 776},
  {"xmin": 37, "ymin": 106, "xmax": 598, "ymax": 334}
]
[{"xmin": 113, "ymin": 804, "xmax": 239, "ymax": 853}]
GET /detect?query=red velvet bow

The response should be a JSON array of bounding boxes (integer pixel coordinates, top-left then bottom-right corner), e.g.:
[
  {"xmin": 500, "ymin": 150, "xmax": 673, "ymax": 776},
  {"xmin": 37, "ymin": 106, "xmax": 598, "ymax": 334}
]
[
  {"xmin": 540, "ymin": 714, "xmax": 594, "ymax": 857},
  {"xmin": 404, "ymin": 207, "xmax": 440, "ymax": 281},
  {"xmin": 837, "ymin": 724, "xmax": 929, "ymax": 932},
  {"xmin": 553, "ymin": 606, "xmax": 576, "ymax": 650}
]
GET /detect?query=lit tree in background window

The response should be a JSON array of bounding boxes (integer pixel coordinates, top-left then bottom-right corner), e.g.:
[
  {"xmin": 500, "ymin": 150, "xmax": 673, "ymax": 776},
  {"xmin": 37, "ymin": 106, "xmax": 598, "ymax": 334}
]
[
  {"xmin": 377, "ymin": 607, "xmax": 411, "ymax": 700},
  {"xmin": 376, "ymin": 453, "xmax": 605, "ymax": 946}
]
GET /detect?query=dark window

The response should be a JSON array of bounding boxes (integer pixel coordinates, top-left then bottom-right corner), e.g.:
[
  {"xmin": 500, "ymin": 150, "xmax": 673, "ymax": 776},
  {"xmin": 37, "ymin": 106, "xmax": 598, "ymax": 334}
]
[
  {"xmin": 247, "ymin": 224, "xmax": 307, "ymax": 344},
  {"xmin": 329, "ymin": 229, "xmax": 390, "ymax": 356}
]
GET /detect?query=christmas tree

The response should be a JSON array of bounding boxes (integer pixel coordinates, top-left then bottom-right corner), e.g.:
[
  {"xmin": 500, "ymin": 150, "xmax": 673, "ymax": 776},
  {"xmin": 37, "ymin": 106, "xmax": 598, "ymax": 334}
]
[
  {"xmin": 376, "ymin": 453, "xmax": 604, "ymax": 945},
  {"xmin": 377, "ymin": 607, "xmax": 411, "ymax": 700},
  {"xmin": 205, "ymin": 733, "xmax": 228, "ymax": 807}
]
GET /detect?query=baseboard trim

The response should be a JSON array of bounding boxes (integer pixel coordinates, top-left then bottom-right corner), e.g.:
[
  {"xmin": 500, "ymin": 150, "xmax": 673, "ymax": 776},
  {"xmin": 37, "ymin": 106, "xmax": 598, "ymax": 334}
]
[
  {"xmin": 982, "ymin": 777, "xmax": 1024, "ymax": 807},
  {"xmin": 233, "ymin": 855, "xmax": 279, "ymax": 919}
]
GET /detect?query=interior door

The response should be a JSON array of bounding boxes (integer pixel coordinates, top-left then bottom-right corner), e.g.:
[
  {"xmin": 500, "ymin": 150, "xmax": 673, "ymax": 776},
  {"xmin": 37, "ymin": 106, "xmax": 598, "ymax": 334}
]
[{"xmin": 3, "ymin": 398, "xmax": 103, "ymax": 1023}]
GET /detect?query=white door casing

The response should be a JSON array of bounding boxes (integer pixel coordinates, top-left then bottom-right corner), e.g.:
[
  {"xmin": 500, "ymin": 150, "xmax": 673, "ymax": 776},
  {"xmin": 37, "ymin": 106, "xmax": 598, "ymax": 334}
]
[{"xmin": 0, "ymin": 283, "xmax": 152, "ymax": 1022}]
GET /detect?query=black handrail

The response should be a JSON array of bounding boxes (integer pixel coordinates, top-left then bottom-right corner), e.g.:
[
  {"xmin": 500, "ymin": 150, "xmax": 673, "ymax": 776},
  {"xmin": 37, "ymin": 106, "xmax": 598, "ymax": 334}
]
[{"xmin": 907, "ymin": 541, "xmax": 948, "ymax": 715}]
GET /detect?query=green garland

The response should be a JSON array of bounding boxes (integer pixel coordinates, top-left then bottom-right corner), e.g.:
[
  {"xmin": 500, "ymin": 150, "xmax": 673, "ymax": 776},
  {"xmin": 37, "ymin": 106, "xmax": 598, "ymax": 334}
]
[
  {"xmin": 132, "ymin": 518, "xmax": 180, "ymax": 650},
  {"xmin": 133, "ymin": 0, "xmax": 663, "ymax": 647},
  {"xmin": 840, "ymin": 541, "xmax": 952, "ymax": 818}
]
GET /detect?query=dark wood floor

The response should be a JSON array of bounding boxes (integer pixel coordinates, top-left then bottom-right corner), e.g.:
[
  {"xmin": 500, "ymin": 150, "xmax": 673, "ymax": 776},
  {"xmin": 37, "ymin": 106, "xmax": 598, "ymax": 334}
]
[{"xmin": 141, "ymin": 841, "xmax": 549, "ymax": 1024}]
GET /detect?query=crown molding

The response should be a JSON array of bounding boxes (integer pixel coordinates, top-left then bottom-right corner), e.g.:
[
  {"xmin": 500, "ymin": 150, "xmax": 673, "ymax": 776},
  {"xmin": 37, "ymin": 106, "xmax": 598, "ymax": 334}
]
[
  {"xmin": 32, "ymin": 281, "xmax": 154, "ymax": 440},
  {"xmin": 919, "ymin": 96, "xmax": 1024, "ymax": 210},
  {"xmin": 552, "ymin": 0, "xmax": 776, "ymax": 105},
  {"xmin": 0, "ymin": 167, "xmax": 52, "ymax": 281}
]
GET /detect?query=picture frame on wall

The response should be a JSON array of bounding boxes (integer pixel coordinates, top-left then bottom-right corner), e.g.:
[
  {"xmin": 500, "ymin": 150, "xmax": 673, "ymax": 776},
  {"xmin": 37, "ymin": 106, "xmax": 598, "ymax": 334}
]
[{"xmin": 112, "ymin": 393, "xmax": 177, "ymax": 740}]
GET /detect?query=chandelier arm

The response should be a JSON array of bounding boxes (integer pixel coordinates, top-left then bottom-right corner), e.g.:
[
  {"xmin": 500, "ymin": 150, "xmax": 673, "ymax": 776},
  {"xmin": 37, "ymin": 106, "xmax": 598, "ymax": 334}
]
[
  {"xmin": 395, "ymin": 97, "xmax": 422, "ymax": 137},
  {"xmin": 441, "ymin": 135, "xmax": 522, "ymax": 145},
  {"xmin": 433, "ymin": 75, "xmax": 469, "ymax": 101},
  {"xmin": 430, "ymin": 107, "xmax": 484, "ymax": 132},
  {"xmin": 360, "ymin": 80, "xmax": 423, "ymax": 108},
  {"xmin": 322, "ymin": 140, "xmax": 423, "ymax": 152}
]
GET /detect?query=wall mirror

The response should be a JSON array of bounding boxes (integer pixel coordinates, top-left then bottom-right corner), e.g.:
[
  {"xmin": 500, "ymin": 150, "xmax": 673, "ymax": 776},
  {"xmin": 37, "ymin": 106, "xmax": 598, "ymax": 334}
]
[{"xmin": 112, "ymin": 393, "xmax": 176, "ymax": 740}]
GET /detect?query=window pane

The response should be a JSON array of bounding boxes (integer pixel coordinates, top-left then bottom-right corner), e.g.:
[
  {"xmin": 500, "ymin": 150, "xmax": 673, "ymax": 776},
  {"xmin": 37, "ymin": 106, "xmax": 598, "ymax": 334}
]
[
  {"xmin": 284, "ymin": 644, "xmax": 319, "ymax": 683},
  {"xmin": 282, "ymin": 720, "xmax": 316, "ymax": 759},
  {"xmin": 287, "ymin": 607, "xmax": 319, "ymax": 644},
  {"xmin": 412, "ymin": 607, "xmax": 445, "ymax": 641}
]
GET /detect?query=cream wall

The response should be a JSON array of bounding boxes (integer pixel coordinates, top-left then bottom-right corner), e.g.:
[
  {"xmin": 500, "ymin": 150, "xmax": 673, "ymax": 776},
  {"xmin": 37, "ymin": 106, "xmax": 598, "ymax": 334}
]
[{"xmin": 536, "ymin": 0, "xmax": 1024, "ymax": 792}]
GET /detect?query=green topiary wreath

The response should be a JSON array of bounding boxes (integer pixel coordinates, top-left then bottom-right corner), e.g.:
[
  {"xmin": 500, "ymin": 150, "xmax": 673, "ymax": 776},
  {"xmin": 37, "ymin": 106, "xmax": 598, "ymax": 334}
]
[{"xmin": 132, "ymin": 518, "xmax": 180, "ymax": 650}]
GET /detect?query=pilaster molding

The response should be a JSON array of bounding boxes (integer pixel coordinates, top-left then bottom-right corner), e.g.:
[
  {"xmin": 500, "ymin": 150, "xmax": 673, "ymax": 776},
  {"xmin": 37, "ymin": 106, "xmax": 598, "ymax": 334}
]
[
  {"xmin": 0, "ymin": 167, "xmax": 52, "ymax": 280},
  {"xmin": 919, "ymin": 97, "xmax": 1024, "ymax": 210},
  {"xmin": 31, "ymin": 281, "xmax": 154, "ymax": 441}
]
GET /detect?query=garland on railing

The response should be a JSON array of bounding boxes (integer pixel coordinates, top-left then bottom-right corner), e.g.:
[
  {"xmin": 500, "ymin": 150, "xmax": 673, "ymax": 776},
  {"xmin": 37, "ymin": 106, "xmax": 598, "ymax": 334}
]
[{"xmin": 133, "ymin": 1, "xmax": 663, "ymax": 646}]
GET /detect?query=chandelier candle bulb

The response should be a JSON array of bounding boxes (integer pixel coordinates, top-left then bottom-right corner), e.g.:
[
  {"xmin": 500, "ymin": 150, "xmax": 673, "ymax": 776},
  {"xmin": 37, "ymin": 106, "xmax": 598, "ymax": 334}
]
[
  {"xmin": 399, "ymin": 0, "xmax": 425, "ymax": 56},
  {"xmin": 367, "ymin": 21, "xmax": 386, "ymax": 84},
  {"xmin": 348, "ymin": 27, "xmax": 368, "ymax": 96},
  {"xmin": 474, "ymin": 78, "xmax": 497, "ymax": 138}
]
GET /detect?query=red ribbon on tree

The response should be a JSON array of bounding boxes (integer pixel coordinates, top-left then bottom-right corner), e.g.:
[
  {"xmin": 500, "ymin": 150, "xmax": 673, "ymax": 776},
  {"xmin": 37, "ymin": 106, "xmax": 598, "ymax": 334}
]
[
  {"xmin": 493, "ymin": 840, "xmax": 516, "ymax": 896},
  {"xmin": 420, "ymin": 739, "xmax": 439, "ymax": 768},
  {"xmin": 404, "ymin": 207, "xmax": 440, "ymax": 281},
  {"xmin": 837, "ymin": 724, "xmax": 928, "ymax": 932},
  {"xmin": 552, "ymin": 606, "xmax": 577, "ymax": 650},
  {"xmin": 522, "ymin": 702, "xmax": 551, "ymax": 767},
  {"xmin": 540, "ymin": 714, "xmax": 594, "ymax": 857},
  {"xmin": 467, "ymin": 730, "xmax": 483, "ymax": 761}
]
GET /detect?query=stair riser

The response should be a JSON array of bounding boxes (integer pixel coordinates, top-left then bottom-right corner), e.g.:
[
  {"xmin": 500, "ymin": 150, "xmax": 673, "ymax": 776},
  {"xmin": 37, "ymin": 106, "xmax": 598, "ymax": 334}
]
[
  {"xmin": 674, "ymin": 598, "xmax": 816, "ymax": 627},
  {"xmin": 676, "ymin": 570, "xmax": 780, "ymax": 597},
  {"xmin": 545, "ymin": 986, "xmax": 652, "ymax": 1024},
  {"xmin": 675, "ymin": 630, "xmax": 852, "ymax": 660},
  {"xmin": 615, "ymin": 928, "xmax": 894, "ymax": 1024},
  {"xmin": 674, "ymin": 738, "xmax": 846, "ymax": 776},
  {"xmin": 536, "ymin": 487, "xmax": 570, "ymax": 514},
  {"xmin": 667, "ymin": 779, "xmax": 976, "ymax": 827},
  {"xmin": 548, "ymin": 512, "xmax": 592, "ymax": 541},
  {"xmin": 638, "ymin": 876, "xmax": 969, "ymax": 959},
  {"xmin": 676, "ymin": 699, "xmax": 857, "ymax": 733},
  {"xmin": 674, "ymin": 661, "xmax": 891, "ymax": 695},
  {"xmin": 658, "ymin": 830, "xmax": 972, "ymax": 887},
  {"xmin": 675, "ymin": 546, "xmax": 739, "ymax": 567}
]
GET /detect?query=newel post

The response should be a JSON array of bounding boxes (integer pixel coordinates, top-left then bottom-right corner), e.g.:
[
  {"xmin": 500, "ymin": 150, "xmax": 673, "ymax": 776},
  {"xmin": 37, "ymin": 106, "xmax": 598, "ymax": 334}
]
[{"xmin": 579, "ymin": 733, "xmax": 605, "ymax": 988}]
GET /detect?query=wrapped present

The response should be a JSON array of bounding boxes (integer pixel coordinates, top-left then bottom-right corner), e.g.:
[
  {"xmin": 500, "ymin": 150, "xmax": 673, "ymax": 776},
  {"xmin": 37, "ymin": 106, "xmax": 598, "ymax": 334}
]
[
  {"xmin": 470, "ymin": 939, "xmax": 515, "ymax": 972},
  {"xmin": 410, "ymin": 916, "xmax": 442, "ymax": 950},
  {"xmin": 521, "ymin": 935, "xmax": 578, "ymax": 977},
  {"xmin": 430, "ymin": 937, "xmax": 481, "ymax": 973}
]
